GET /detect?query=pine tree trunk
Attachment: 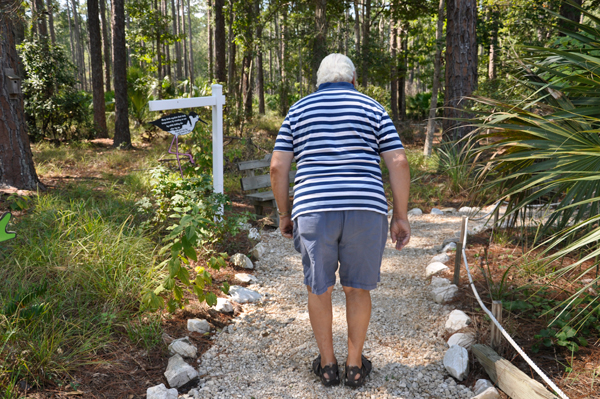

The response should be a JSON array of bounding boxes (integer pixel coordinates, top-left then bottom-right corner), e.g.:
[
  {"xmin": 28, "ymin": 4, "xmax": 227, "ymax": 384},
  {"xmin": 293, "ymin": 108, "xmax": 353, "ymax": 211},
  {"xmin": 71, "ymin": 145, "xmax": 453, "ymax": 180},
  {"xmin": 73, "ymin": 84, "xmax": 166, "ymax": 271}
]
[
  {"xmin": 487, "ymin": 6, "xmax": 497, "ymax": 81},
  {"xmin": 353, "ymin": 0, "xmax": 360, "ymax": 80},
  {"xmin": 214, "ymin": 0, "xmax": 226, "ymax": 83},
  {"xmin": 398, "ymin": 26, "xmax": 407, "ymax": 121},
  {"xmin": 208, "ymin": 0, "xmax": 213, "ymax": 82},
  {"xmin": 312, "ymin": 0, "xmax": 327, "ymax": 89},
  {"xmin": 163, "ymin": 0, "xmax": 171, "ymax": 79},
  {"xmin": 559, "ymin": 0, "xmax": 582, "ymax": 34},
  {"xmin": 180, "ymin": 0, "xmax": 188, "ymax": 84},
  {"xmin": 87, "ymin": 0, "xmax": 108, "ymax": 138},
  {"xmin": 111, "ymin": 0, "xmax": 131, "ymax": 148},
  {"xmin": 279, "ymin": 9, "xmax": 288, "ymax": 116},
  {"xmin": 255, "ymin": 0, "xmax": 264, "ymax": 113},
  {"xmin": 71, "ymin": 0, "xmax": 86, "ymax": 90},
  {"xmin": 67, "ymin": 4, "xmax": 76, "ymax": 71},
  {"xmin": 171, "ymin": 0, "xmax": 181, "ymax": 81},
  {"xmin": 155, "ymin": 0, "xmax": 162, "ymax": 98},
  {"xmin": 424, "ymin": 0, "xmax": 444, "ymax": 157},
  {"xmin": 0, "ymin": 11, "xmax": 43, "ymax": 190},
  {"xmin": 227, "ymin": 0, "xmax": 235, "ymax": 96},
  {"xmin": 187, "ymin": 0, "xmax": 194, "ymax": 94},
  {"xmin": 46, "ymin": 0, "xmax": 56, "ymax": 44},
  {"xmin": 389, "ymin": 16, "xmax": 398, "ymax": 122},
  {"xmin": 443, "ymin": 0, "xmax": 477, "ymax": 142},
  {"xmin": 99, "ymin": 0, "xmax": 112, "ymax": 91},
  {"xmin": 361, "ymin": 0, "xmax": 370, "ymax": 87},
  {"xmin": 34, "ymin": 0, "xmax": 48, "ymax": 40}
]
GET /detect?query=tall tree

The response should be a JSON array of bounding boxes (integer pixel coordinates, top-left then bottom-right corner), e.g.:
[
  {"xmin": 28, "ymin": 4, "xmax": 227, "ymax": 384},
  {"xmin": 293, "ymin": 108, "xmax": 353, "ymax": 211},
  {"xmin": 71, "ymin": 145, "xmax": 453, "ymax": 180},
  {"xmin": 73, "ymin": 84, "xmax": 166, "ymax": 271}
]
[
  {"xmin": 111, "ymin": 0, "xmax": 131, "ymax": 147},
  {"xmin": 87, "ymin": 0, "xmax": 108, "ymax": 138},
  {"xmin": 424, "ymin": 0, "xmax": 444, "ymax": 156},
  {"xmin": 214, "ymin": 0, "xmax": 226, "ymax": 83},
  {"xmin": 186, "ymin": 0, "xmax": 194, "ymax": 93},
  {"xmin": 240, "ymin": 0, "xmax": 254, "ymax": 120},
  {"xmin": 208, "ymin": 0, "xmax": 213, "ymax": 82},
  {"xmin": 33, "ymin": 0, "xmax": 48, "ymax": 40},
  {"xmin": 361, "ymin": 0, "xmax": 371, "ymax": 86},
  {"xmin": 390, "ymin": 16, "xmax": 398, "ymax": 121},
  {"xmin": 155, "ymin": 0, "xmax": 162, "ymax": 97},
  {"xmin": 0, "ymin": 1, "xmax": 42, "ymax": 190},
  {"xmin": 312, "ymin": 0, "xmax": 327, "ymax": 88},
  {"xmin": 397, "ymin": 26, "xmax": 407, "ymax": 120},
  {"xmin": 179, "ymin": 0, "xmax": 188, "ymax": 83},
  {"xmin": 487, "ymin": 5, "xmax": 498, "ymax": 81},
  {"xmin": 353, "ymin": 0, "xmax": 360, "ymax": 79},
  {"xmin": 255, "ymin": 0, "xmax": 264, "ymax": 113},
  {"xmin": 443, "ymin": 0, "xmax": 477, "ymax": 141},
  {"xmin": 99, "ymin": 0, "xmax": 111, "ymax": 91},
  {"xmin": 279, "ymin": 8, "xmax": 288, "ymax": 115},
  {"xmin": 227, "ymin": 0, "xmax": 235, "ymax": 96},
  {"xmin": 559, "ymin": 0, "xmax": 582, "ymax": 33},
  {"xmin": 172, "ymin": 0, "xmax": 181, "ymax": 80},
  {"xmin": 46, "ymin": 0, "xmax": 56, "ymax": 44}
]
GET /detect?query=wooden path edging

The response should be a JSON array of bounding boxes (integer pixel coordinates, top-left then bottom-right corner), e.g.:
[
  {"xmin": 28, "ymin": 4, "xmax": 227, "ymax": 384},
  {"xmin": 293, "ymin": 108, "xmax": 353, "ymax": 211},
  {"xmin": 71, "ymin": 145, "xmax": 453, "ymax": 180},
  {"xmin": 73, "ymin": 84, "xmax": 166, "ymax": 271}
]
[{"xmin": 472, "ymin": 344, "xmax": 557, "ymax": 399}]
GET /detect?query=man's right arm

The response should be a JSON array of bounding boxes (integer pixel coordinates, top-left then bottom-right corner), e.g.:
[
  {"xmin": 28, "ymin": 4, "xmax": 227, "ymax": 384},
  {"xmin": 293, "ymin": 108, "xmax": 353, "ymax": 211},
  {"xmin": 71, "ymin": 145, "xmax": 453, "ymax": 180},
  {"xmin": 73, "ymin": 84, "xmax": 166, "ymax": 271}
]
[
  {"xmin": 270, "ymin": 151, "xmax": 295, "ymax": 238},
  {"xmin": 381, "ymin": 149, "xmax": 411, "ymax": 250}
]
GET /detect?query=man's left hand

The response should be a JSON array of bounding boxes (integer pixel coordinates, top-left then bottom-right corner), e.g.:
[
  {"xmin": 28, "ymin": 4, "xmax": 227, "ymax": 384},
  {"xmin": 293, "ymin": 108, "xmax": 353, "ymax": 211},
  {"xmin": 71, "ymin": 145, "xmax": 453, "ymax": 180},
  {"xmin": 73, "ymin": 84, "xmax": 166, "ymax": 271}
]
[{"xmin": 280, "ymin": 215, "xmax": 293, "ymax": 239}]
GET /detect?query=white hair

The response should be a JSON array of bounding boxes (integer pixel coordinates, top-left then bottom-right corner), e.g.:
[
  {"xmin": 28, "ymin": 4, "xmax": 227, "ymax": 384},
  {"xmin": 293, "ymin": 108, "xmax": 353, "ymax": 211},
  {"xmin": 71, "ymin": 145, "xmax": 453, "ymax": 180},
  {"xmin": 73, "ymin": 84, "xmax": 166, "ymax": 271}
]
[{"xmin": 316, "ymin": 54, "xmax": 356, "ymax": 88}]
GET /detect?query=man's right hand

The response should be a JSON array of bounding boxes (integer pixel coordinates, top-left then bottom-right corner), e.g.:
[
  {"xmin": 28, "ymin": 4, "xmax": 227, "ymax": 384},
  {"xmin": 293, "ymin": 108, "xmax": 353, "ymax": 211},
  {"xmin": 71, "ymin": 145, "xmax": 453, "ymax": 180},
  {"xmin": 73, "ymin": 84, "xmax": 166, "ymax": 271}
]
[
  {"xmin": 390, "ymin": 217, "xmax": 410, "ymax": 251},
  {"xmin": 280, "ymin": 216, "xmax": 293, "ymax": 239}
]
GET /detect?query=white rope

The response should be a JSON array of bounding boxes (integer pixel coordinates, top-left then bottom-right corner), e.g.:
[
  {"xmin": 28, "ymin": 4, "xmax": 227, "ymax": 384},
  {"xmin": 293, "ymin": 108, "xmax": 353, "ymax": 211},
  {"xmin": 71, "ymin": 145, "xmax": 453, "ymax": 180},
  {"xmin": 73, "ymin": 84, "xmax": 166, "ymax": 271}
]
[
  {"xmin": 469, "ymin": 200, "xmax": 562, "ymax": 222},
  {"xmin": 460, "ymin": 217, "xmax": 569, "ymax": 399}
]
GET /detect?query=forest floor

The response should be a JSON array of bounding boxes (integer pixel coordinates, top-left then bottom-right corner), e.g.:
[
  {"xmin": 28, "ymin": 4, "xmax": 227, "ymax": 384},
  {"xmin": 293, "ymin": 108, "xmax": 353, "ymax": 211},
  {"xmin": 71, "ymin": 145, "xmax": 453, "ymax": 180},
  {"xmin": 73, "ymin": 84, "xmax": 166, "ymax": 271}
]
[{"xmin": 2, "ymin": 135, "xmax": 598, "ymax": 398}]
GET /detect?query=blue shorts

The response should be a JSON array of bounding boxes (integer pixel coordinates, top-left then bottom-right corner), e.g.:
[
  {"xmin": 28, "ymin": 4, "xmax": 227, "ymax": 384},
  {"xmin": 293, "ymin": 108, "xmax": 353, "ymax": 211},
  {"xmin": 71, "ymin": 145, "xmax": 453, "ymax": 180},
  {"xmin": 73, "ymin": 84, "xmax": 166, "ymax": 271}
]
[{"xmin": 293, "ymin": 210, "xmax": 388, "ymax": 295}]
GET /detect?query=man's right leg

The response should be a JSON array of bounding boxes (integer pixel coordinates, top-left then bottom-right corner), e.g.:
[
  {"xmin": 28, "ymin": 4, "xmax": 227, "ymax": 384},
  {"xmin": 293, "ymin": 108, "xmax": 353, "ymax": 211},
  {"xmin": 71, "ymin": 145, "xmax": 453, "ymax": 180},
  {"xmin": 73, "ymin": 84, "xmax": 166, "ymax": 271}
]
[{"xmin": 307, "ymin": 285, "xmax": 336, "ymax": 370}]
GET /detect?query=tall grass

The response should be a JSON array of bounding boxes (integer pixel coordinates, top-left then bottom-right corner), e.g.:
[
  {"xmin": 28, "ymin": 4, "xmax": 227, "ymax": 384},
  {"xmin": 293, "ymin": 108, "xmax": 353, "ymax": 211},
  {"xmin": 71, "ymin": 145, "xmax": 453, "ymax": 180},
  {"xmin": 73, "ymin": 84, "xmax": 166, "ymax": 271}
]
[{"xmin": 0, "ymin": 180, "xmax": 163, "ymax": 394}]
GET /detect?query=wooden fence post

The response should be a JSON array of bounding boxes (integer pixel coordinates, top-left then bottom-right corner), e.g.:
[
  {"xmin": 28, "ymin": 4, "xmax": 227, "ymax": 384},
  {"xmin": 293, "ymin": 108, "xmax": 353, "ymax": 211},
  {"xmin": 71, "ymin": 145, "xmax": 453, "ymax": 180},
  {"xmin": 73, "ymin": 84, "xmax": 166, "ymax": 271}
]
[
  {"xmin": 453, "ymin": 216, "xmax": 467, "ymax": 285},
  {"xmin": 491, "ymin": 300, "xmax": 503, "ymax": 349}
]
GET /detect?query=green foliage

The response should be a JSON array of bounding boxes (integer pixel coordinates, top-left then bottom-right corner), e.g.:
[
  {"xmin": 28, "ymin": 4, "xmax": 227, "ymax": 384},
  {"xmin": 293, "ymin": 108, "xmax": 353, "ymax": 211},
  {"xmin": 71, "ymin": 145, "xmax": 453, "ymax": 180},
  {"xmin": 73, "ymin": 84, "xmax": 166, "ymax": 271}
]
[
  {"xmin": 473, "ymin": 8, "xmax": 600, "ymax": 329},
  {"xmin": 18, "ymin": 40, "xmax": 93, "ymax": 142},
  {"xmin": 137, "ymin": 166, "xmax": 247, "ymax": 312},
  {"xmin": 124, "ymin": 315, "xmax": 163, "ymax": 350},
  {"xmin": 437, "ymin": 140, "xmax": 477, "ymax": 194},
  {"xmin": 0, "ymin": 181, "xmax": 160, "ymax": 391}
]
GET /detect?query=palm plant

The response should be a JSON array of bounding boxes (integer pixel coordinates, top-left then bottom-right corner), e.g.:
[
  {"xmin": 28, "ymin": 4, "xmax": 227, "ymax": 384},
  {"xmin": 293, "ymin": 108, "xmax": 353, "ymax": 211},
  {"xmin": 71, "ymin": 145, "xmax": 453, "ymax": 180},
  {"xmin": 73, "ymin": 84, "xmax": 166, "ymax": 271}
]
[{"xmin": 472, "ymin": 5, "xmax": 600, "ymax": 330}]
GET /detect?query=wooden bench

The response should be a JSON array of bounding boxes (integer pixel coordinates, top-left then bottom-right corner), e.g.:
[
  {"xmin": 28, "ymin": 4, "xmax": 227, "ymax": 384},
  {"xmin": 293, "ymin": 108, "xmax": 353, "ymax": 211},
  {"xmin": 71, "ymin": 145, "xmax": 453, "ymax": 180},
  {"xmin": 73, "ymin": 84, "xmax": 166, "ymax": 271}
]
[{"xmin": 237, "ymin": 153, "xmax": 295, "ymax": 225}]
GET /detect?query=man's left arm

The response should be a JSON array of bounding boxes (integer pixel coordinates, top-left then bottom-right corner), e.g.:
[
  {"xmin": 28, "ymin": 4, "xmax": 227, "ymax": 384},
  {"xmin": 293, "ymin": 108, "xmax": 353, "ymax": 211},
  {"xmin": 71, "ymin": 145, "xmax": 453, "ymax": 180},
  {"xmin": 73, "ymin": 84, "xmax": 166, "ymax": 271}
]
[{"xmin": 270, "ymin": 151, "xmax": 295, "ymax": 238}]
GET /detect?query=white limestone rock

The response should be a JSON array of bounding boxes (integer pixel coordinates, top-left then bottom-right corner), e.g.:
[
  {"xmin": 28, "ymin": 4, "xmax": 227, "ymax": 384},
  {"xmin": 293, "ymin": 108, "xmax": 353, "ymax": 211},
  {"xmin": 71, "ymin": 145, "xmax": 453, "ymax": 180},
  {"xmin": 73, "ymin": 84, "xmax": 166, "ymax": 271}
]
[
  {"xmin": 431, "ymin": 253, "xmax": 450, "ymax": 263},
  {"xmin": 238, "ymin": 222, "xmax": 252, "ymax": 231},
  {"xmin": 440, "ymin": 207, "xmax": 456, "ymax": 213},
  {"xmin": 235, "ymin": 273, "xmax": 258, "ymax": 284},
  {"xmin": 447, "ymin": 332, "xmax": 476, "ymax": 350},
  {"xmin": 473, "ymin": 387, "xmax": 501, "ymax": 399},
  {"xmin": 407, "ymin": 208, "xmax": 423, "ymax": 216},
  {"xmin": 431, "ymin": 276, "xmax": 451, "ymax": 287},
  {"xmin": 443, "ymin": 345, "xmax": 469, "ymax": 381},
  {"xmin": 147, "ymin": 383, "xmax": 178, "ymax": 399},
  {"xmin": 432, "ymin": 284, "xmax": 458, "ymax": 303},
  {"xmin": 248, "ymin": 228, "xmax": 261, "ymax": 241},
  {"xmin": 442, "ymin": 242, "xmax": 457, "ymax": 252},
  {"xmin": 228, "ymin": 285, "xmax": 262, "ymax": 304},
  {"xmin": 430, "ymin": 208, "xmax": 444, "ymax": 215},
  {"xmin": 251, "ymin": 242, "xmax": 267, "ymax": 259},
  {"xmin": 187, "ymin": 319, "xmax": 210, "ymax": 334},
  {"xmin": 168, "ymin": 336, "xmax": 197, "ymax": 358},
  {"xmin": 164, "ymin": 354, "xmax": 199, "ymax": 388},
  {"xmin": 214, "ymin": 297, "xmax": 234, "ymax": 313},
  {"xmin": 231, "ymin": 253, "xmax": 254, "ymax": 269},
  {"xmin": 445, "ymin": 310, "xmax": 472, "ymax": 332},
  {"xmin": 426, "ymin": 262, "xmax": 450, "ymax": 278},
  {"xmin": 474, "ymin": 379, "xmax": 496, "ymax": 395}
]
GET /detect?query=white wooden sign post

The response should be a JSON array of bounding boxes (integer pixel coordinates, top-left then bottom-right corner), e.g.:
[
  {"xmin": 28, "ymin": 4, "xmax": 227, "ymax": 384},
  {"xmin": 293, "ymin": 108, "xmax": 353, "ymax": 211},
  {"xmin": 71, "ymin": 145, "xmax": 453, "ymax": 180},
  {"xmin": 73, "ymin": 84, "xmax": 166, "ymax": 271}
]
[{"xmin": 148, "ymin": 84, "xmax": 226, "ymax": 195}]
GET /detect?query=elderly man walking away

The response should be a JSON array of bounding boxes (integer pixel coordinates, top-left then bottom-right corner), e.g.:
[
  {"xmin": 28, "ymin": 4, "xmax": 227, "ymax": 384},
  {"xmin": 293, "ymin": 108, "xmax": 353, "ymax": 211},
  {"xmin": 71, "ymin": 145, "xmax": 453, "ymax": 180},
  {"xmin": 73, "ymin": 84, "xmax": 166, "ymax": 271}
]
[{"xmin": 270, "ymin": 54, "xmax": 411, "ymax": 388}]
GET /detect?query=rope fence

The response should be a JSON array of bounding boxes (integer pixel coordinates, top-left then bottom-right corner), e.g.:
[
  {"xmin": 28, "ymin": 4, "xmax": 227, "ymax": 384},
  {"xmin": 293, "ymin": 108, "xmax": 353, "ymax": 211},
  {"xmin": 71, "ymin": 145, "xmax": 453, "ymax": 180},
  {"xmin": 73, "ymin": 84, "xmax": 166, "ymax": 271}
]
[{"xmin": 455, "ymin": 216, "xmax": 569, "ymax": 399}]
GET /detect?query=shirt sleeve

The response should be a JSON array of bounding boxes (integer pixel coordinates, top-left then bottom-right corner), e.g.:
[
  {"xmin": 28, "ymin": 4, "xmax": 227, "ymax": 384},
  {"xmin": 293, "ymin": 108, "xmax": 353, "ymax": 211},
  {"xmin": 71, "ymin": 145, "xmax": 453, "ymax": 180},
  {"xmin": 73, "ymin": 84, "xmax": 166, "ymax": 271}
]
[
  {"xmin": 377, "ymin": 110, "xmax": 404, "ymax": 154},
  {"xmin": 273, "ymin": 115, "xmax": 294, "ymax": 152}
]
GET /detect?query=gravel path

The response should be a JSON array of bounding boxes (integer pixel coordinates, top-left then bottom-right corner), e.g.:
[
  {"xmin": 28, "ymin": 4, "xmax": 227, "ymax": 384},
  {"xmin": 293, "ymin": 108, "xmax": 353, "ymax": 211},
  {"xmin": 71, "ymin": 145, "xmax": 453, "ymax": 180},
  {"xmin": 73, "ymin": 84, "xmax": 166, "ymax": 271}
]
[{"xmin": 194, "ymin": 213, "xmax": 488, "ymax": 399}]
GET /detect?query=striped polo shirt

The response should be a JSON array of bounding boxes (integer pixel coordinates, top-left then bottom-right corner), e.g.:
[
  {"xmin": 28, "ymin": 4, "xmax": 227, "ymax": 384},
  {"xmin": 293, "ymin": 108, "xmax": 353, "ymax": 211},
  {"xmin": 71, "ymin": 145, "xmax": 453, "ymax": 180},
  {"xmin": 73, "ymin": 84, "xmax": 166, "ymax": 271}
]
[{"xmin": 274, "ymin": 81, "xmax": 404, "ymax": 220}]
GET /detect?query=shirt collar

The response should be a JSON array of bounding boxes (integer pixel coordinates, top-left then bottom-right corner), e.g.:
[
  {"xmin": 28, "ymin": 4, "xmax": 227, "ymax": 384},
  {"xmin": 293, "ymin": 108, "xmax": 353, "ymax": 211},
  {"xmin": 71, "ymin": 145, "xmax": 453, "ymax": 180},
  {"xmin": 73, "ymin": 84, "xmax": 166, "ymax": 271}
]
[{"xmin": 317, "ymin": 81, "xmax": 355, "ymax": 91}]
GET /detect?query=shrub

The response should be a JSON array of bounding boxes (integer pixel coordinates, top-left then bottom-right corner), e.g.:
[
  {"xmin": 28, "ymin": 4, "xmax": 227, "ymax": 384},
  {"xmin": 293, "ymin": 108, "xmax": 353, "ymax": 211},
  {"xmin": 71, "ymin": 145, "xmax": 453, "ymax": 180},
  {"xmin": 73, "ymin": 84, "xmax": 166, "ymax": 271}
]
[{"xmin": 18, "ymin": 40, "xmax": 93, "ymax": 143}]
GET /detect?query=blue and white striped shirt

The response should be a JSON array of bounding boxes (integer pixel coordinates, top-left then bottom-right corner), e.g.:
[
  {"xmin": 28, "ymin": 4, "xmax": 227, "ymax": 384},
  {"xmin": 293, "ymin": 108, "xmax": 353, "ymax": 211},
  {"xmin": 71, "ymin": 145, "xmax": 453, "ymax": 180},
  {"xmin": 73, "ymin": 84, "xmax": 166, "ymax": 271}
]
[{"xmin": 274, "ymin": 81, "xmax": 404, "ymax": 220}]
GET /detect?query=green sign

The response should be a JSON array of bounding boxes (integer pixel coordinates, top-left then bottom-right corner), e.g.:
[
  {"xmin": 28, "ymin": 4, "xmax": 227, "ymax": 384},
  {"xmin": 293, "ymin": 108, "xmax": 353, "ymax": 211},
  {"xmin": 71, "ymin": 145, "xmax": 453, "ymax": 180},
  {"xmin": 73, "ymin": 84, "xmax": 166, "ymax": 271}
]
[{"xmin": 0, "ymin": 212, "xmax": 16, "ymax": 243}]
